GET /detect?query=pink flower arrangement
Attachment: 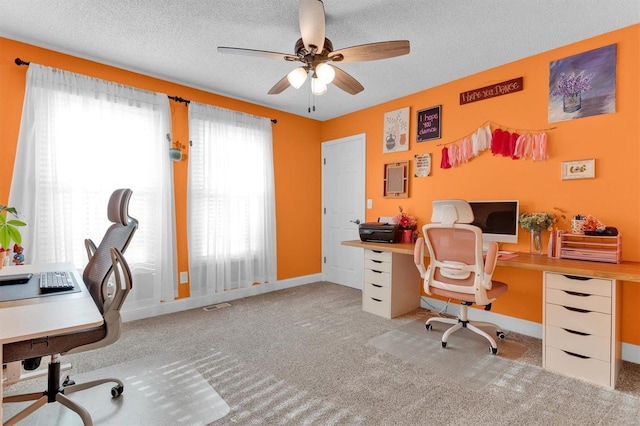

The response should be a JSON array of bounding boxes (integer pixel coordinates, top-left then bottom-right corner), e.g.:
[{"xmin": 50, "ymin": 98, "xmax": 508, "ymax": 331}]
[{"xmin": 394, "ymin": 206, "xmax": 417, "ymax": 230}]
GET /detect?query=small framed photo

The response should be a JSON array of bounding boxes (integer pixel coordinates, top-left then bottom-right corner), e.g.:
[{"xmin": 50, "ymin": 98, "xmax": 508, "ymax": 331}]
[{"xmin": 561, "ymin": 159, "xmax": 595, "ymax": 180}]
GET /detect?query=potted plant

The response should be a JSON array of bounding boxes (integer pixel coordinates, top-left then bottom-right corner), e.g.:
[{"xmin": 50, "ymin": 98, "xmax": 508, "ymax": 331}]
[{"xmin": 0, "ymin": 205, "xmax": 26, "ymax": 268}]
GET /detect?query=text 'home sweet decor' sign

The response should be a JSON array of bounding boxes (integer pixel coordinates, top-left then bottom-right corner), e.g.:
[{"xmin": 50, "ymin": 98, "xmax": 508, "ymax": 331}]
[{"xmin": 459, "ymin": 77, "xmax": 523, "ymax": 105}]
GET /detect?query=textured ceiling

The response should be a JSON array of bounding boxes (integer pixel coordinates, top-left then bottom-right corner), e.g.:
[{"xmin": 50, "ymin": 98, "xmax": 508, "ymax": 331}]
[{"xmin": 1, "ymin": 1, "xmax": 638, "ymax": 121}]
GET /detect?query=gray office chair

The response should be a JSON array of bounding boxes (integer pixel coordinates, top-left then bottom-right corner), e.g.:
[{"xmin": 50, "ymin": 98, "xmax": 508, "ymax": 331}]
[{"xmin": 2, "ymin": 188, "xmax": 138, "ymax": 426}]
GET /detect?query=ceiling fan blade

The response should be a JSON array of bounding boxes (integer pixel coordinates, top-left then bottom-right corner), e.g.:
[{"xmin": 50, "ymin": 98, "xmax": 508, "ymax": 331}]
[
  {"xmin": 268, "ymin": 75, "xmax": 292, "ymax": 95},
  {"xmin": 332, "ymin": 66, "xmax": 364, "ymax": 95},
  {"xmin": 217, "ymin": 46, "xmax": 298, "ymax": 62},
  {"xmin": 299, "ymin": 0, "xmax": 325, "ymax": 53},
  {"xmin": 329, "ymin": 40, "xmax": 410, "ymax": 63}
]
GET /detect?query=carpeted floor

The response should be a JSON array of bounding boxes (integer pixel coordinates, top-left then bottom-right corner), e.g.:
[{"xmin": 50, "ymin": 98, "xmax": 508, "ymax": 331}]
[{"xmin": 4, "ymin": 281, "xmax": 640, "ymax": 425}]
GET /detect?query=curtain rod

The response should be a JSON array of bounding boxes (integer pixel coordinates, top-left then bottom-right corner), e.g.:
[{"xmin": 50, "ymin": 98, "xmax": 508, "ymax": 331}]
[
  {"xmin": 168, "ymin": 95, "xmax": 277, "ymax": 124},
  {"xmin": 14, "ymin": 58, "xmax": 278, "ymax": 124}
]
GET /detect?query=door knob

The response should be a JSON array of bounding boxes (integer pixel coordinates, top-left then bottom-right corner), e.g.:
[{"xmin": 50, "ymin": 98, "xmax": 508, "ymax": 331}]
[{"xmin": 350, "ymin": 219, "xmax": 361, "ymax": 225}]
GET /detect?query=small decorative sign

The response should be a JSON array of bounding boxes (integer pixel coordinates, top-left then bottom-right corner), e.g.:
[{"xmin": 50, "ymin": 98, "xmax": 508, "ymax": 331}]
[
  {"xmin": 416, "ymin": 106, "xmax": 441, "ymax": 142},
  {"xmin": 459, "ymin": 77, "xmax": 523, "ymax": 105},
  {"xmin": 414, "ymin": 153, "xmax": 432, "ymax": 178}
]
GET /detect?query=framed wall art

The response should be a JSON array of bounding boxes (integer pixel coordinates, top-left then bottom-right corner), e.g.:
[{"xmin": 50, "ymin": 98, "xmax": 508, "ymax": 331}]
[
  {"xmin": 417, "ymin": 106, "xmax": 441, "ymax": 142},
  {"xmin": 383, "ymin": 107, "xmax": 409, "ymax": 153},
  {"xmin": 561, "ymin": 159, "xmax": 595, "ymax": 180},
  {"xmin": 383, "ymin": 161, "xmax": 409, "ymax": 198},
  {"xmin": 549, "ymin": 44, "xmax": 616, "ymax": 123}
]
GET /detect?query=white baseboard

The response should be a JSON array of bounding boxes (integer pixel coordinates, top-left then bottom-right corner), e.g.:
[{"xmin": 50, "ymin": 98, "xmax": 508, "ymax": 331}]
[
  {"xmin": 120, "ymin": 273, "xmax": 322, "ymax": 323},
  {"xmin": 420, "ymin": 296, "xmax": 640, "ymax": 364}
]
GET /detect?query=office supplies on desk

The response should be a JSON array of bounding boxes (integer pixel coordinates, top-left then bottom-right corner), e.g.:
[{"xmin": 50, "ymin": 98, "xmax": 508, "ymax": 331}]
[
  {"xmin": 359, "ymin": 222, "xmax": 401, "ymax": 243},
  {"xmin": 39, "ymin": 271, "xmax": 75, "ymax": 291},
  {"xmin": 0, "ymin": 272, "xmax": 32, "ymax": 285}
]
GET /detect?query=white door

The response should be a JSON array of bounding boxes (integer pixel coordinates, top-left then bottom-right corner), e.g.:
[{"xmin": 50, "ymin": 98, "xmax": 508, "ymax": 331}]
[{"xmin": 322, "ymin": 133, "xmax": 366, "ymax": 289}]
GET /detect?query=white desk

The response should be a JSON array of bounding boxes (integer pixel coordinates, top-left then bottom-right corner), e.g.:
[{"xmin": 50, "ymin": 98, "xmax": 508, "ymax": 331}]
[{"xmin": 0, "ymin": 263, "xmax": 103, "ymax": 422}]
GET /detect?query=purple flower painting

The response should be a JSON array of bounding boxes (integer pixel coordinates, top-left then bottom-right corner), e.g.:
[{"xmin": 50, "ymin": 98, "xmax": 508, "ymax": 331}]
[{"xmin": 548, "ymin": 44, "xmax": 616, "ymax": 123}]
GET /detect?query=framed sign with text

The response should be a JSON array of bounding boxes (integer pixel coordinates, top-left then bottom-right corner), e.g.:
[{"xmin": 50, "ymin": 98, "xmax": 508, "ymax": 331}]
[{"xmin": 417, "ymin": 106, "xmax": 441, "ymax": 142}]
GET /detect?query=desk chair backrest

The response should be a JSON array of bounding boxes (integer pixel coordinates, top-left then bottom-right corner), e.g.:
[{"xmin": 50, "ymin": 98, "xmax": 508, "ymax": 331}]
[
  {"xmin": 83, "ymin": 188, "xmax": 138, "ymax": 314},
  {"xmin": 416, "ymin": 199, "xmax": 499, "ymax": 306}
]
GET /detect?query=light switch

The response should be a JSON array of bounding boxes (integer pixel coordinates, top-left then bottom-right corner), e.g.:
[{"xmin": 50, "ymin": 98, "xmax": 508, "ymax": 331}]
[
  {"xmin": 179, "ymin": 271, "xmax": 189, "ymax": 284},
  {"xmin": 367, "ymin": 199, "xmax": 373, "ymax": 209}
]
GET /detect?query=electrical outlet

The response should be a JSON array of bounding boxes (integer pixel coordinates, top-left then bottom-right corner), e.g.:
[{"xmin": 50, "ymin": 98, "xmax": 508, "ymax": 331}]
[
  {"xmin": 179, "ymin": 271, "xmax": 189, "ymax": 284},
  {"xmin": 367, "ymin": 199, "xmax": 373, "ymax": 209}
]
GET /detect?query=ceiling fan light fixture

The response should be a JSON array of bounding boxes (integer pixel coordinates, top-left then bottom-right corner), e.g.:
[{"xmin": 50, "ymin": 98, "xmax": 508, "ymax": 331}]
[
  {"xmin": 315, "ymin": 63, "xmax": 335, "ymax": 84},
  {"xmin": 287, "ymin": 67, "xmax": 308, "ymax": 89},
  {"xmin": 311, "ymin": 77, "xmax": 327, "ymax": 95}
]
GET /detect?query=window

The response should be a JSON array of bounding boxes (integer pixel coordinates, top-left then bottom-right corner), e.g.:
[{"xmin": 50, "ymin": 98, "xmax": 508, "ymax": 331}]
[
  {"xmin": 188, "ymin": 102, "xmax": 276, "ymax": 295},
  {"xmin": 10, "ymin": 64, "xmax": 177, "ymax": 309}
]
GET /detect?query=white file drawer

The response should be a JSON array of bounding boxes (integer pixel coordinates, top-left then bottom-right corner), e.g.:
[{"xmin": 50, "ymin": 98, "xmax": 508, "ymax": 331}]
[
  {"xmin": 545, "ymin": 346, "xmax": 612, "ymax": 388},
  {"xmin": 364, "ymin": 268, "xmax": 390, "ymax": 287},
  {"xmin": 545, "ymin": 273, "xmax": 611, "ymax": 297},
  {"xmin": 364, "ymin": 257, "xmax": 391, "ymax": 273},
  {"xmin": 363, "ymin": 281, "xmax": 391, "ymax": 301},
  {"xmin": 361, "ymin": 249, "xmax": 420, "ymax": 319},
  {"xmin": 544, "ymin": 303, "xmax": 611, "ymax": 337},
  {"xmin": 545, "ymin": 325, "xmax": 610, "ymax": 362},
  {"xmin": 545, "ymin": 288, "xmax": 611, "ymax": 314},
  {"xmin": 543, "ymin": 272, "xmax": 620, "ymax": 389},
  {"xmin": 362, "ymin": 291, "xmax": 391, "ymax": 318},
  {"xmin": 365, "ymin": 249, "xmax": 392, "ymax": 262}
]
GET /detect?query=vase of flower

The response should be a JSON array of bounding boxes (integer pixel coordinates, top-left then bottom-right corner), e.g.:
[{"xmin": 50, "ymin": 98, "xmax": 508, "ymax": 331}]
[
  {"xmin": 394, "ymin": 206, "xmax": 417, "ymax": 244},
  {"xmin": 551, "ymin": 70, "xmax": 593, "ymax": 114},
  {"xmin": 519, "ymin": 211, "xmax": 558, "ymax": 256},
  {"xmin": 530, "ymin": 230, "xmax": 543, "ymax": 255},
  {"xmin": 563, "ymin": 92, "xmax": 581, "ymax": 113}
]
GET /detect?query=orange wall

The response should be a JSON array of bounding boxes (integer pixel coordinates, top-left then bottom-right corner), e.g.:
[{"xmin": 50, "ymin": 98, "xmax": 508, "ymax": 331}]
[
  {"xmin": 0, "ymin": 37, "xmax": 323, "ymax": 298},
  {"xmin": 321, "ymin": 25, "xmax": 640, "ymax": 344}
]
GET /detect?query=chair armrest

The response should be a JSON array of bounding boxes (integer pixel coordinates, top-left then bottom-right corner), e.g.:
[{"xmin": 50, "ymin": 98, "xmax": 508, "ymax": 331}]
[
  {"xmin": 84, "ymin": 238, "xmax": 97, "ymax": 261},
  {"xmin": 483, "ymin": 241, "xmax": 499, "ymax": 286},
  {"xmin": 414, "ymin": 237, "xmax": 427, "ymax": 278}
]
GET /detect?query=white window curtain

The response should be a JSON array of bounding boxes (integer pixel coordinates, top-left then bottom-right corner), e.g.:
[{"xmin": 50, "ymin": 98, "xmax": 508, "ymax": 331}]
[
  {"xmin": 187, "ymin": 102, "xmax": 276, "ymax": 296},
  {"xmin": 9, "ymin": 63, "xmax": 177, "ymax": 309}
]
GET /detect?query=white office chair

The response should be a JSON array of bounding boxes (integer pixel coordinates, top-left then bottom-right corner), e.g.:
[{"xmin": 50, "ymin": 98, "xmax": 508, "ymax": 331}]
[{"xmin": 414, "ymin": 199, "xmax": 508, "ymax": 354}]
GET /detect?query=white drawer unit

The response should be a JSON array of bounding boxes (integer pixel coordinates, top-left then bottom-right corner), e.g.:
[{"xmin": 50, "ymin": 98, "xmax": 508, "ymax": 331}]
[
  {"xmin": 542, "ymin": 272, "xmax": 621, "ymax": 389},
  {"xmin": 362, "ymin": 249, "xmax": 420, "ymax": 319}
]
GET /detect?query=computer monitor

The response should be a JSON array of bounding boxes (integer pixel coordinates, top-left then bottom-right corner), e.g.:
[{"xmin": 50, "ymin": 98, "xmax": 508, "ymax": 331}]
[{"xmin": 468, "ymin": 200, "xmax": 519, "ymax": 249}]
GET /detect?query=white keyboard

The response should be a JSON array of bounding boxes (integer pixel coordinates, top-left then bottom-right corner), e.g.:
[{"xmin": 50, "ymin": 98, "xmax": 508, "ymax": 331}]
[{"xmin": 39, "ymin": 271, "xmax": 75, "ymax": 291}]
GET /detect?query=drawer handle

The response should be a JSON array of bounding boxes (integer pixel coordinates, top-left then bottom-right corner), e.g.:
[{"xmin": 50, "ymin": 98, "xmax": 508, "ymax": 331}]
[
  {"xmin": 562, "ymin": 350, "xmax": 590, "ymax": 359},
  {"xmin": 562, "ymin": 328, "xmax": 590, "ymax": 336},
  {"xmin": 562, "ymin": 275, "xmax": 591, "ymax": 281},
  {"xmin": 371, "ymin": 270, "xmax": 383, "ymax": 274},
  {"xmin": 563, "ymin": 306, "xmax": 591, "ymax": 314},
  {"xmin": 372, "ymin": 250, "xmax": 383, "ymax": 254},
  {"xmin": 372, "ymin": 284, "xmax": 383, "ymax": 288},
  {"xmin": 371, "ymin": 260, "xmax": 383, "ymax": 264},
  {"xmin": 371, "ymin": 297, "xmax": 382, "ymax": 302},
  {"xmin": 564, "ymin": 290, "xmax": 590, "ymax": 297}
]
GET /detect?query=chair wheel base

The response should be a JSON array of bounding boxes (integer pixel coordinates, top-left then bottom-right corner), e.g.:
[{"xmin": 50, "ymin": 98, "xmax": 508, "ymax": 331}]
[
  {"xmin": 441, "ymin": 341, "xmax": 447, "ymax": 348},
  {"xmin": 426, "ymin": 323, "xmax": 433, "ymax": 331},
  {"xmin": 490, "ymin": 346, "xmax": 498, "ymax": 355}
]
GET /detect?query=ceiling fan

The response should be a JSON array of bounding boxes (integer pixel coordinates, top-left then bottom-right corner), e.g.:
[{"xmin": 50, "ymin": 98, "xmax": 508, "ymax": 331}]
[{"xmin": 217, "ymin": 0, "xmax": 410, "ymax": 96}]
